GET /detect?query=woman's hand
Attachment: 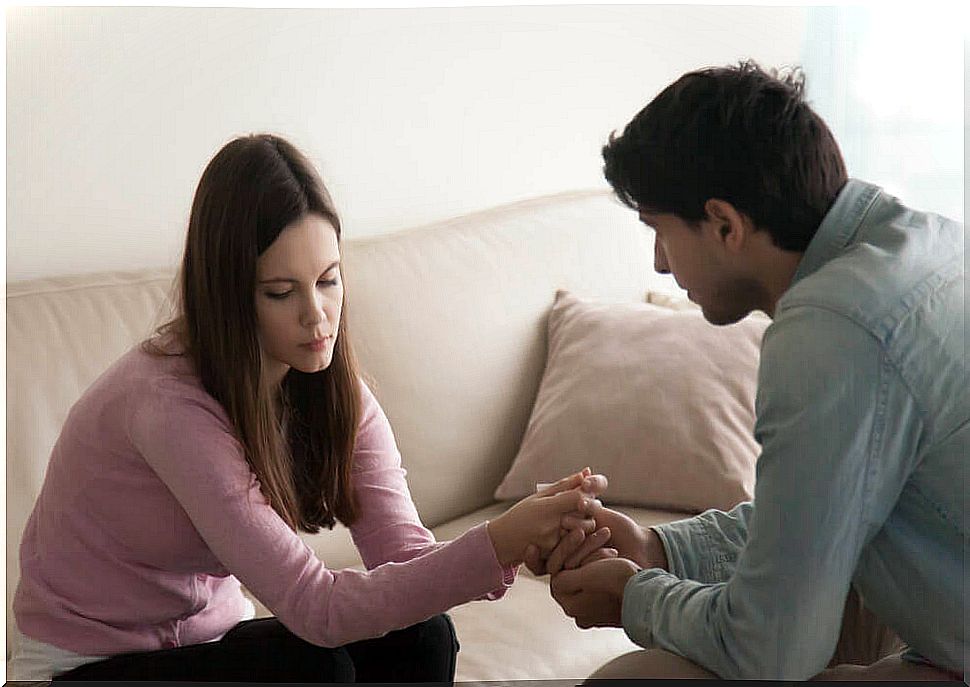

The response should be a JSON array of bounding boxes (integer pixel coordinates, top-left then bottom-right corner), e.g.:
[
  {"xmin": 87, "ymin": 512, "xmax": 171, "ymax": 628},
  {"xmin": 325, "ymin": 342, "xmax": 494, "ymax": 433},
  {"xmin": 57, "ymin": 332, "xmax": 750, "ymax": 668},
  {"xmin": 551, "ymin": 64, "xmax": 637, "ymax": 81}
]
[
  {"xmin": 534, "ymin": 467, "xmax": 608, "ymax": 500},
  {"xmin": 486, "ymin": 469, "xmax": 607, "ymax": 567}
]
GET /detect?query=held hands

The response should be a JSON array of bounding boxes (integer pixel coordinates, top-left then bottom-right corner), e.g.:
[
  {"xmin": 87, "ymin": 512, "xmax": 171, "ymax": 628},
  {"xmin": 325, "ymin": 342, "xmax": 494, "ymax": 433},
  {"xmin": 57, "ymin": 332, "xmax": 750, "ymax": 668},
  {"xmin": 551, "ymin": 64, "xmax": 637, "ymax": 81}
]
[
  {"xmin": 540, "ymin": 500, "xmax": 672, "ymax": 630},
  {"xmin": 486, "ymin": 468, "xmax": 671, "ymax": 630},
  {"xmin": 526, "ymin": 499, "xmax": 670, "ymax": 576},
  {"xmin": 486, "ymin": 468, "xmax": 608, "ymax": 567}
]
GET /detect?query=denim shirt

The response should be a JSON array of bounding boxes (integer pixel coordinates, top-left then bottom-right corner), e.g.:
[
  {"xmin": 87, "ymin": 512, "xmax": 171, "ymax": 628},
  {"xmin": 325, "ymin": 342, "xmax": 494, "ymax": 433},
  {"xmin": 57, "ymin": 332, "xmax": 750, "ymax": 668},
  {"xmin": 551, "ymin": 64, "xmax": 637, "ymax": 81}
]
[{"xmin": 621, "ymin": 179, "xmax": 967, "ymax": 679}]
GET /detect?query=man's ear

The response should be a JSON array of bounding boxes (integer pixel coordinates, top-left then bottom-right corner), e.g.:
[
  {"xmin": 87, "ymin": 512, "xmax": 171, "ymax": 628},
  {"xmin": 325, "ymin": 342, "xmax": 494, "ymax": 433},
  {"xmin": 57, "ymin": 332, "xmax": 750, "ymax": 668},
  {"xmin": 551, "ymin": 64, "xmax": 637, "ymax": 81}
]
[{"xmin": 703, "ymin": 198, "xmax": 754, "ymax": 253}]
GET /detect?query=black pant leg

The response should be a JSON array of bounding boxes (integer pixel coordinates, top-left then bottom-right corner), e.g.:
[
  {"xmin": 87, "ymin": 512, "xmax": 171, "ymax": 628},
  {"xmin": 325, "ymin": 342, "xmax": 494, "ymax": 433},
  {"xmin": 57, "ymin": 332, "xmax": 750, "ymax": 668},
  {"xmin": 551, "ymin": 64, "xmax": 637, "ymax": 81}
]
[
  {"xmin": 344, "ymin": 614, "xmax": 460, "ymax": 683},
  {"xmin": 53, "ymin": 618, "xmax": 355, "ymax": 682},
  {"xmin": 52, "ymin": 615, "xmax": 458, "ymax": 683}
]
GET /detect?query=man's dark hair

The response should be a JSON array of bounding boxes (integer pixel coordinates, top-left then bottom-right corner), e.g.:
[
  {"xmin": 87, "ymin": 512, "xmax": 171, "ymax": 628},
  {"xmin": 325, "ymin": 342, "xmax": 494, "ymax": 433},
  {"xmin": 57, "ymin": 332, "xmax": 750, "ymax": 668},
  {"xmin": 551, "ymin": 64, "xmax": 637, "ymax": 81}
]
[{"xmin": 602, "ymin": 60, "xmax": 847, "ymax": 252}]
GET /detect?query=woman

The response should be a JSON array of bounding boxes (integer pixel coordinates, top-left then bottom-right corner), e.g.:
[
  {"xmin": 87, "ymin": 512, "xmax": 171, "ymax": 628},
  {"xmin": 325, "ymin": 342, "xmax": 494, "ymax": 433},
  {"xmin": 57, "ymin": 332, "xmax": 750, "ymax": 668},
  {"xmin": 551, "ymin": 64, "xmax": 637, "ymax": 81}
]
[{"xmin": 10, "ymin": 134, "xmax": 615, "ymax": 682}]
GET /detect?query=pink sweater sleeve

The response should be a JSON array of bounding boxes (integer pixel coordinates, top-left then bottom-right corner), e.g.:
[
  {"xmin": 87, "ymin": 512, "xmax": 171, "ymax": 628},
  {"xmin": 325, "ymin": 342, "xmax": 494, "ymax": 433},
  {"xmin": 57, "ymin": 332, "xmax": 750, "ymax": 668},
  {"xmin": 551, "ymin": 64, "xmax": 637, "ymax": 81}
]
[
  {"xmin": 347, "ymin": 383, "xmax": 440, "ymax": 568},
  {"xmin": 128, "ymin": 377, "xmax": 512, "ymax": 648}
]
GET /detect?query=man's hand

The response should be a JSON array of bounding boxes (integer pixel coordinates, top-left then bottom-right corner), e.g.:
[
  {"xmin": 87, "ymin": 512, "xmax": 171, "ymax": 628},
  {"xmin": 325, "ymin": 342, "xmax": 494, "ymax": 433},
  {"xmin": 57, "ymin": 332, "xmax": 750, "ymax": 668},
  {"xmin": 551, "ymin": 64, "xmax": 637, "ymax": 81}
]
[
  {"xmin": 584, "ymin": 502, "xmax": 668, "ymax": 570},
  {"xmin": 550, "ymin": 557, "xmax": 641, "ymax": 628}
]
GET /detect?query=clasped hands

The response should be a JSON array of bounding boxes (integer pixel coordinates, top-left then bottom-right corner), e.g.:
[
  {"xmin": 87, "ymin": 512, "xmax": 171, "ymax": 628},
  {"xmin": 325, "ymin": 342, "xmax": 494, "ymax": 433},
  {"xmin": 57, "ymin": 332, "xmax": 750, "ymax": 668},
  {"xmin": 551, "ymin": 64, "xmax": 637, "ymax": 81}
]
[{"xmin": 488, "ymin": 468, "xmax": 667, "ymax": 629}]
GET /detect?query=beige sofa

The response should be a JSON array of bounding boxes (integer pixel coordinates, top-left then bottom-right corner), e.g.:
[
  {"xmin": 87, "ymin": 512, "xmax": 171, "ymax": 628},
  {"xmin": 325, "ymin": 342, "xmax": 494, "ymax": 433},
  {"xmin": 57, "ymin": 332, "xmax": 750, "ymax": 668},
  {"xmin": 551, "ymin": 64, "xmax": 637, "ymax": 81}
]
[{"xmin": 6, "ymin": 189, "xmax": 692, "ymax": 681}]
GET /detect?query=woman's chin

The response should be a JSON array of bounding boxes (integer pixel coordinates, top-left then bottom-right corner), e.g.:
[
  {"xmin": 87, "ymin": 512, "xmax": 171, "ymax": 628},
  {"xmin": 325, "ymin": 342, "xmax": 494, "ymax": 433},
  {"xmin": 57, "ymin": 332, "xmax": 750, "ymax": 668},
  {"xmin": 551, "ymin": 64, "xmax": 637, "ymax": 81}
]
[{"xmin": 291, "ymin": 356, "xmax": 333, "ymax": 374}]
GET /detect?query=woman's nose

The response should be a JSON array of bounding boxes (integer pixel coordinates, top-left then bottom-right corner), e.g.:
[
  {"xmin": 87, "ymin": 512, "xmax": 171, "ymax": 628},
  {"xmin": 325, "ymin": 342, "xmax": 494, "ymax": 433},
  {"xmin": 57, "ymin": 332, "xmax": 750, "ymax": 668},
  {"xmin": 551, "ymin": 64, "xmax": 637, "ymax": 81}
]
[{"xmin": 301, "ymin": 295, "xmax": 327, "ymax": 327}]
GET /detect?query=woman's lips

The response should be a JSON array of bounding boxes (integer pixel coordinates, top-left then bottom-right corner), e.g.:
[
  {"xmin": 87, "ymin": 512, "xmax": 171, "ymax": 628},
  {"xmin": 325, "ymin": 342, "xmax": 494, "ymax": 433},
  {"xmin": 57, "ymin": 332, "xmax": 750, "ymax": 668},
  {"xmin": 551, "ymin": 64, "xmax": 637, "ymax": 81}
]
[{"xmin": 301, "ymin": 337, "xmax": 330, "ymax": 352}]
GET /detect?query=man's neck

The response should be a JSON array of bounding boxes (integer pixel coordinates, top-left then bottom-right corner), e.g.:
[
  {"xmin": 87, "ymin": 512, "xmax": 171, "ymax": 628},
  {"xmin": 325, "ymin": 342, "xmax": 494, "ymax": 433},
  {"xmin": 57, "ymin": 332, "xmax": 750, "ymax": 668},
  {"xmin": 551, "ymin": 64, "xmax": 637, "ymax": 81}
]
[{"xmin": 759, "ymin": 250, "xmax": 804, "ymax": 318}]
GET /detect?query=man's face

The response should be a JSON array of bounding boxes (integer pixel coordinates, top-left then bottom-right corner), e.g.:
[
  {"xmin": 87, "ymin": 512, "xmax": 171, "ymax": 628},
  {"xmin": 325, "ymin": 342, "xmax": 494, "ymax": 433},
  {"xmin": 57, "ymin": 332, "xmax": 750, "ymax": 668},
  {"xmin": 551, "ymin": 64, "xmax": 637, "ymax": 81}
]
[{"xmin": 638, "ymin": 209, "xmax": 760, "ymax": 325}]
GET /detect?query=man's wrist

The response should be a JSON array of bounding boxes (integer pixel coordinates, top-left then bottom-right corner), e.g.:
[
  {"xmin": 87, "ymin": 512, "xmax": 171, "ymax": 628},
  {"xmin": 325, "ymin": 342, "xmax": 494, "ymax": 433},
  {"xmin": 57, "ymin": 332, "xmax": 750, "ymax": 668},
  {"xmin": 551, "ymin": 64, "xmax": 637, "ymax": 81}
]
[
  {"xmin": 637, "ymin": 527, "xmax": 669, "ymax": 571},
  {"xmin": 615, "ymin": 559, "xmax": 640, "ymax": 592}
]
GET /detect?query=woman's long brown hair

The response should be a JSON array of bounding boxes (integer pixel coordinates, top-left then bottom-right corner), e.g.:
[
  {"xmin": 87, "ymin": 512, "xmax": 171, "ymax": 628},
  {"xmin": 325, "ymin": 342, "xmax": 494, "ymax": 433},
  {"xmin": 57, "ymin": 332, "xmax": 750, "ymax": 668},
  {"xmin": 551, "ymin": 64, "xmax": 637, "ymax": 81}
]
[{"xmin": 147, "ymin": 134, "xmax": 361, "ymax": 532}]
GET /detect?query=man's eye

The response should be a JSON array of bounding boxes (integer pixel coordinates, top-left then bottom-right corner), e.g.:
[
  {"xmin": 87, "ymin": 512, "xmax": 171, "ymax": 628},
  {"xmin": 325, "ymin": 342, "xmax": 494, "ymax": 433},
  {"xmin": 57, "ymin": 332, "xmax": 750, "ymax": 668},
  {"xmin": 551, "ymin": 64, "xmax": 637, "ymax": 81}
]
[
  {"xmin": 317, "ymin": 279, "xmax": 338, "ymax": 288},
  {"xmin": 266, "ymin": 291, "xmax": 292, "ymax": 299}
]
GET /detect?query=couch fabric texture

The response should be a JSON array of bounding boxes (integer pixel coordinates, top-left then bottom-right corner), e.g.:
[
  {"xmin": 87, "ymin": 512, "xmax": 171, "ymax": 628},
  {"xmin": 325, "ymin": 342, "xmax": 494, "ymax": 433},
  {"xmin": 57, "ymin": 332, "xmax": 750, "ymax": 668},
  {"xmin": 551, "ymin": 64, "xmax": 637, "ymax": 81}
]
[{"xmin": 8, "ymin": 190, "xmax": 748, "ymax": 680}]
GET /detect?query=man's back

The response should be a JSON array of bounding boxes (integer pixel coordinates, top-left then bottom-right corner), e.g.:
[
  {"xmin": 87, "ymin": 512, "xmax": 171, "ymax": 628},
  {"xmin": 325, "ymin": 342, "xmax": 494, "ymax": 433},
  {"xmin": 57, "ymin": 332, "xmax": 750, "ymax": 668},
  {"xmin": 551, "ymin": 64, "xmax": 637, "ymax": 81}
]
[{"xmin": 771, "ymin": 179, "xmax": 967, "ymax": 671}]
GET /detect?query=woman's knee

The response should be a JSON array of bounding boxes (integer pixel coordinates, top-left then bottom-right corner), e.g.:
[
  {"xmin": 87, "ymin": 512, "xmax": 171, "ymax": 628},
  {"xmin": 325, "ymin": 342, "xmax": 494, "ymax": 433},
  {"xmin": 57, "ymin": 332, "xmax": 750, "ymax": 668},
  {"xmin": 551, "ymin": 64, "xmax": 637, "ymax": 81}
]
[
  {"xmin": 403, "ymin": 613, "xmax": 460, "ymax": 671},
  {"xmin": 346, "ymin": 614, "xmax": 459, "ymax": 682},
  {"xmin": 221, "ymin": 618, "xmax": 356, "ymax": 681},
  {"xmin": 381, "ymin": 613, "xmax": 458, "ymax": 655},
  {"xmin": 416, "ymin": 613, "xmax": 459, "ymax": 653}
]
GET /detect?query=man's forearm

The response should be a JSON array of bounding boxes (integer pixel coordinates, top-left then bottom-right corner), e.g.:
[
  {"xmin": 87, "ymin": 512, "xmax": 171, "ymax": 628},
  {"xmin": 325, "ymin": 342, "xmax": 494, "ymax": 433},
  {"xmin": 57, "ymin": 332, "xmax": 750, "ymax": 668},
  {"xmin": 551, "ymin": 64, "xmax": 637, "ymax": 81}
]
[{"xmin": 650, "ymin": 502, "xmax": 753, "ymax": 583}]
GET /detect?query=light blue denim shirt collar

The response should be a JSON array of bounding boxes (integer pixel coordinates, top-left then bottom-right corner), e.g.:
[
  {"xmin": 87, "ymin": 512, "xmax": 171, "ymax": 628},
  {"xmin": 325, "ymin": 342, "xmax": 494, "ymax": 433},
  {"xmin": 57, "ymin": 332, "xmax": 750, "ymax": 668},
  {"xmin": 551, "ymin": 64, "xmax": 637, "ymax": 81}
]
[{"xmin": 790, "ymin": 179, "xmax": 882, "ymax": 287}]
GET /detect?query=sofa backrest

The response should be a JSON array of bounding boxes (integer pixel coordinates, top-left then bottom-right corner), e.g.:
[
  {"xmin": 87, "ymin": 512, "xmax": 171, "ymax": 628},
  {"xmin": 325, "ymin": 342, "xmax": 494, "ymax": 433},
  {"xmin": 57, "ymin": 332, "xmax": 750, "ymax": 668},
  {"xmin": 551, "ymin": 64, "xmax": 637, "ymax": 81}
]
[
  {"xmin": 6, "ymin": 189, "xmax": 675, "ymax": 647},
  {"xmin": 340, "ymin": 190, "xmax": 675, "ymax": 525}
]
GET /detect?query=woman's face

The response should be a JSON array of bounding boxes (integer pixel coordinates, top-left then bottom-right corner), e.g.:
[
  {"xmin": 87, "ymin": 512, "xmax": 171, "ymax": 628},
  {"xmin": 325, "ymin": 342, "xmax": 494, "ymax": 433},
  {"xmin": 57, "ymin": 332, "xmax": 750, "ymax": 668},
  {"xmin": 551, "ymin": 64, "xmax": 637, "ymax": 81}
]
[{"xmin": 254, "ymin": 213, "xmax": 343, "ymax": 387}]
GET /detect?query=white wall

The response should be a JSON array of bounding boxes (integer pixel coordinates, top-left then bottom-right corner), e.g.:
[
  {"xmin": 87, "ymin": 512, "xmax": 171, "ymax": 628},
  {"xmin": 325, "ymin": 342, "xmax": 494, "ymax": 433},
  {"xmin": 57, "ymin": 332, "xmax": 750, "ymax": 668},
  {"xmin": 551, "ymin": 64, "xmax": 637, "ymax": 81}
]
[
  {"xmin": 7, "ymin": 5, "xmax": 808, "ymax": 281},
  {"xmin": 799, "ymin": 6, "xmax": 965, "ymax": 223}
]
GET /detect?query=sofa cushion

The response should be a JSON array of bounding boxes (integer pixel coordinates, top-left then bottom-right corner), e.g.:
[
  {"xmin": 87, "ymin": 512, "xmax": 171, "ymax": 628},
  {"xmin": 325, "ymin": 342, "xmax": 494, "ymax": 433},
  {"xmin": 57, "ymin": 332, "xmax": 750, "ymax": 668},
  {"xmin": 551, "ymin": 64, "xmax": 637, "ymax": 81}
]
[{"xmin": 495, "ymin": 290, "xmax": 769, "ymax": 513}]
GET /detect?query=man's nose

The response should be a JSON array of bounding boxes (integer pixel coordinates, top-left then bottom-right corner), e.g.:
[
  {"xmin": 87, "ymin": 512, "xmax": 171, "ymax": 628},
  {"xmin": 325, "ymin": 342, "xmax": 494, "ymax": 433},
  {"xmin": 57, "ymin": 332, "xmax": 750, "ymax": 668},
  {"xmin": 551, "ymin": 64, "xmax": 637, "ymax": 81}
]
[{"xmin": 654, "ymin": 239, "xmax": 670, "ymax": 274}]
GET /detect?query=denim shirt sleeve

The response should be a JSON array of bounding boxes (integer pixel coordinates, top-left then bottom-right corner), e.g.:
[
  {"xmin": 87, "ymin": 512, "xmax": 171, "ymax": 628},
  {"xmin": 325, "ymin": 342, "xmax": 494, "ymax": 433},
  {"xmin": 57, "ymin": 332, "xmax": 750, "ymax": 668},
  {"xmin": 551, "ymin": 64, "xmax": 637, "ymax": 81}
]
[
  {"xmin": 621, "ymin": 306, "xmax": 922, "ymax": 680},
  {"xmin": 652, "ymin": 502, "xmax": 753, "ymax": 583}
]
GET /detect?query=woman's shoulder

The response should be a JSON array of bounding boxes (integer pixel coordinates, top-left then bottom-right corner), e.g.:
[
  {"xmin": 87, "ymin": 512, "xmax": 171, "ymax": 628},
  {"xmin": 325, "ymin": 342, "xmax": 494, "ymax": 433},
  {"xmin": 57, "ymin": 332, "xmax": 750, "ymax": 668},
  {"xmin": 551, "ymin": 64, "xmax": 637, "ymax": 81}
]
[
  {"xmin": 116, "ymin": 344, "xmax": 226, "ymax": 423},
  {"xmin": 117, "ymin": 342, "xmax": 201, "ymax": 393},
  {"xmin": 77, "ymin": 343, "xmax": 189, "ymax": 400},
  {"xmin": 52, "ymin": 345, "xmax": 224, "ymax": 464}
]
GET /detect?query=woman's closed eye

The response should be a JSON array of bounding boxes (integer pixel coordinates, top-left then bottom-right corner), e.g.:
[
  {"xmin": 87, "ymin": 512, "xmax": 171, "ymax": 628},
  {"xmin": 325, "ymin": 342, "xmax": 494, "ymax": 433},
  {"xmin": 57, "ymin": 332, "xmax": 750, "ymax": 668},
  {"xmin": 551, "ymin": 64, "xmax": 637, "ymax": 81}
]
[{"xmin": 264, "ymin": 278, "xmax": 337, "ymax": 300}]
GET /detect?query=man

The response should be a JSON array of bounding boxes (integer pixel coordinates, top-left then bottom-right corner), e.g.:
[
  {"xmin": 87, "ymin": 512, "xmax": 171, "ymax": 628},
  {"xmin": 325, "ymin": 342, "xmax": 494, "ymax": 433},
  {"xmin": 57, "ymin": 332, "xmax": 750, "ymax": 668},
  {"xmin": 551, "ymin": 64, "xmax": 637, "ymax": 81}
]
[{"xmin": 526, "ymin": 61, "xmax": 967, "ymax": 681}]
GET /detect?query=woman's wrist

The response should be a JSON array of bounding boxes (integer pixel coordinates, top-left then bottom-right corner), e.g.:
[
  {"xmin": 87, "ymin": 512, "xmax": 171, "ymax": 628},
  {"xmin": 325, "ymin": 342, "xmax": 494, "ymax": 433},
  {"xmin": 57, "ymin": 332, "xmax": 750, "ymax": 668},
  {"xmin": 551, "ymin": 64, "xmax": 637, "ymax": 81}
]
[{"xmin": 486, "ymin": 516, "xmax": 520, "ymax": 567}]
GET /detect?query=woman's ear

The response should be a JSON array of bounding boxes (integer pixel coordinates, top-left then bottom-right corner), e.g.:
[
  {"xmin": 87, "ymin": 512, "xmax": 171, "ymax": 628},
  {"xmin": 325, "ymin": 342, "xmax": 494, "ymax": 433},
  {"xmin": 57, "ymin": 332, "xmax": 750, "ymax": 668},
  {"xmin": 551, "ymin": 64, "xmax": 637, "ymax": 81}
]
[{"xmin": 703, "ymin": 198, "xmax": 754, "ymax": 253}]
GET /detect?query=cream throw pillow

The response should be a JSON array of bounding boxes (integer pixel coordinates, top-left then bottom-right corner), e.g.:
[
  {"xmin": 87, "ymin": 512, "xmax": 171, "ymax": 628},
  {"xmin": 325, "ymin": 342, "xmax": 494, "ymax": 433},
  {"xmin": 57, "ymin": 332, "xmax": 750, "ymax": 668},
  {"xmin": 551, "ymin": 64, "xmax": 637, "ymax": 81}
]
[{"xmin": 495, "ymin": 290, "xmax": 769, "ymax": 513}]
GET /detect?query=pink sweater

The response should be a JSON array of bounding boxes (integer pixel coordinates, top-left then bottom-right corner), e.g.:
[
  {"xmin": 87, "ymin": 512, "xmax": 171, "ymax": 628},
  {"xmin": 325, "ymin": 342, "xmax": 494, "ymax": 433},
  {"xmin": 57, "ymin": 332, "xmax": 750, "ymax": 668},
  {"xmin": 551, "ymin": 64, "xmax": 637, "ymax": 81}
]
[{"xmin": 14, "ymin": 347, "xmax": 513, "ymax": 656}]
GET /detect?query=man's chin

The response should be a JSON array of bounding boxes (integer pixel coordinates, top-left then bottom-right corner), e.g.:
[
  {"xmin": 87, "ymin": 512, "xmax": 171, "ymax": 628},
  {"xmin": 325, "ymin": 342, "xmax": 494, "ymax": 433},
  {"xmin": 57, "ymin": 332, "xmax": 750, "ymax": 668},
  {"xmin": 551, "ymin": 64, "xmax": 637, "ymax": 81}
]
[{"xmin": 700, "ymin": 306, "xmax": 748, "ymax": 326}]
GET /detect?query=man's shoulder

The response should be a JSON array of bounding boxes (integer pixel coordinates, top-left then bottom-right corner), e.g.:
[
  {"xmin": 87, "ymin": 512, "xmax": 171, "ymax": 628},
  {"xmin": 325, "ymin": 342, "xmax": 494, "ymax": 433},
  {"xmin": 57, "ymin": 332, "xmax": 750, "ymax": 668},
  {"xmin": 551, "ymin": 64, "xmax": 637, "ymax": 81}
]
[{"xmin": 777, "ymin": 200, "xmax": 964, "ymax": 346}]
